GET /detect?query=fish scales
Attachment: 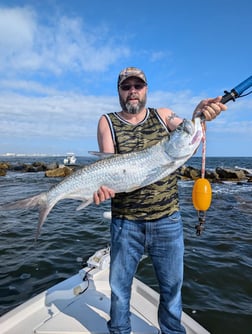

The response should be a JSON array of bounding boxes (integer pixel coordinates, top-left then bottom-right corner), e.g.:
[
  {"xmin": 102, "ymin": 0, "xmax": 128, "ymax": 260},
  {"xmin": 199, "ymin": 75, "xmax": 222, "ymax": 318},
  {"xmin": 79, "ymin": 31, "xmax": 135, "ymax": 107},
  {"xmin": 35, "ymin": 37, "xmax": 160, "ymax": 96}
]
[{"xmin": 0, "ymin": 118, "xmax": 203, "ymax": 239}]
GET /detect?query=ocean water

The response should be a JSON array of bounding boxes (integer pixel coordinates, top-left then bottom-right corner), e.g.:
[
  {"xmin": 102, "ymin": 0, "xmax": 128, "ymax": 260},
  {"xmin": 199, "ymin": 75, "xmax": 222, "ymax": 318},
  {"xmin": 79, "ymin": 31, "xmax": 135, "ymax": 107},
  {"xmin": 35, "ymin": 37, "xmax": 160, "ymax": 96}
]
[{"xmin": 0, "ymin": 156, "xmax": 251, "ymax": 334}]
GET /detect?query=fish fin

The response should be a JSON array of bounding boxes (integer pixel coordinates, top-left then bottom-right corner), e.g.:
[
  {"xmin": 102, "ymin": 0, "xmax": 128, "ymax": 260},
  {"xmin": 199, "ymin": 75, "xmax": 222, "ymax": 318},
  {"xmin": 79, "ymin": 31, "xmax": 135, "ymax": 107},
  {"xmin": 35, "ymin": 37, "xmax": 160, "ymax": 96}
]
[
  {"xmin": 88, "ymin": 151, "xmax": 116, "ymax": 159},
  {"xmin": 0, "ymin": 193, "xmax": 55, "ymax": 241},
  {"xmin": 35, "ymin": 197, "xmax": 56, "ymax": 241},
  {"xmin": 76, "ymin": 199, "xmax": 93, "ymax": 211}
]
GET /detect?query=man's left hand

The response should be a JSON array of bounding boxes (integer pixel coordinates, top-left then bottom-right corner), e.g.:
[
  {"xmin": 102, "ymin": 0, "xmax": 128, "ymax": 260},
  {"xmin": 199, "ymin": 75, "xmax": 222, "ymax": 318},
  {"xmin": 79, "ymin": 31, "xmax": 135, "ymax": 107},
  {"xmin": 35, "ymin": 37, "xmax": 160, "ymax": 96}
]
[{"xmin": 193, "ymin": 96, "xmax": 227, "ymax": 121}]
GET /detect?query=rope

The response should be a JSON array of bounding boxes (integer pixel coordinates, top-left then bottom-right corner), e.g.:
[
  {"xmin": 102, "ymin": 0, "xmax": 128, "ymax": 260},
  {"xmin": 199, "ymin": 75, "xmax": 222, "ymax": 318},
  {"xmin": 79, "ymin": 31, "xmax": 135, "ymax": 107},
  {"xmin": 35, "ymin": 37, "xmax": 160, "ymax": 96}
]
[
  {"xmin": 195, "ymin": 119, "xmax": 207, "ymax": 236},
  {"xmin": 201, "ymin": 121, "xmax": 206, "ymax": 178}
]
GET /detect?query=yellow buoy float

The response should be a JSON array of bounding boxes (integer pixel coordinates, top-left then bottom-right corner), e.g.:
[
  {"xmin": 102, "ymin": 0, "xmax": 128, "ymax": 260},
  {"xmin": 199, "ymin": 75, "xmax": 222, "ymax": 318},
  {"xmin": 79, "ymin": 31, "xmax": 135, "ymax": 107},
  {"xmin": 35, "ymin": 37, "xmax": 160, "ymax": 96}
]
[{"xmin": 192, "ymin": 178, "xmax": 212, "ymax": 211}]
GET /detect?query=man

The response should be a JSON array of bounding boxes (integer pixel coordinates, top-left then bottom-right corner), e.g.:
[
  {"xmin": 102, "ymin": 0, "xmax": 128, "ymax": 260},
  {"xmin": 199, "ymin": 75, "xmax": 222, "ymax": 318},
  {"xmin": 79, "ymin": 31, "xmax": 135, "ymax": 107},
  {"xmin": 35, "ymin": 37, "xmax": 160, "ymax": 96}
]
[{"xmin": 93, "ymin": 67, "xmax": 227, "ymax": 334}]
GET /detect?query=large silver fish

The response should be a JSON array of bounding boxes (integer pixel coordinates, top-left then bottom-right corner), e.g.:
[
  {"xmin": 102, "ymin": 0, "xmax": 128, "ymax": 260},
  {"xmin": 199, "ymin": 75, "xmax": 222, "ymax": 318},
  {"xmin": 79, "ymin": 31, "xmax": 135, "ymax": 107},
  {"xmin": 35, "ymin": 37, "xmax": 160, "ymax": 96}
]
[{"xmin": 0, "ymin": 118, "xmax": 203, "ymax": 239}]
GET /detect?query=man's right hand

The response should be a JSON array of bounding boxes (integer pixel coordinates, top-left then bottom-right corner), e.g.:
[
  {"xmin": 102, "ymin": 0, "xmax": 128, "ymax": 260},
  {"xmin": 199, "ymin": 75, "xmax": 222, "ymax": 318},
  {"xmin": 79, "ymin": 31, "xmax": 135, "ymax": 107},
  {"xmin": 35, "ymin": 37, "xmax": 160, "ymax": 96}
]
[{"xmin": 93, "ymin": 185, "xmax": 115, "ymax": 205}]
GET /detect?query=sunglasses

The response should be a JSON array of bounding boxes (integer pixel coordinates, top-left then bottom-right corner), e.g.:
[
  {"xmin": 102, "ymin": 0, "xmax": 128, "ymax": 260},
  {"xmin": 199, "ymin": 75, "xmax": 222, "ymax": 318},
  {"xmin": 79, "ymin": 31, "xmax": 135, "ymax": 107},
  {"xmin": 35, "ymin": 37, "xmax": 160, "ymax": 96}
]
[{"xmin": 119, "ymin": 83, "xmax": 146, "ymax": 91}]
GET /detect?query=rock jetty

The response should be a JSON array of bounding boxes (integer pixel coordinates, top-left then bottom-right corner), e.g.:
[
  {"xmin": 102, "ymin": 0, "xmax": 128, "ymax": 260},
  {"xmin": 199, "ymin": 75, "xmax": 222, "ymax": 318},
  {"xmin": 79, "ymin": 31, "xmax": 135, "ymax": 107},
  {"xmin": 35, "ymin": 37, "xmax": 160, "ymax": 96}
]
[
  {"xmin": 0, "ymin": 160, "xmax": 251, "ymax": 183},
  {"xmin": 178, "ymin": 165, "xmax": 251, "ymax": 183}
]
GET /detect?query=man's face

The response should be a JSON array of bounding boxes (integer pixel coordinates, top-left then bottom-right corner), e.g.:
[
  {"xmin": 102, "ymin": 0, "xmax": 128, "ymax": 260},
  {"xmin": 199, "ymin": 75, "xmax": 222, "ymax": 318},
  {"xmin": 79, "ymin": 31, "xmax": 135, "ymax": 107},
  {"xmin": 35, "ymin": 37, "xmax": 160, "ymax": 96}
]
[{"xmin": 118, "ymin": 77, "xmax": 147, "ymax": 114}]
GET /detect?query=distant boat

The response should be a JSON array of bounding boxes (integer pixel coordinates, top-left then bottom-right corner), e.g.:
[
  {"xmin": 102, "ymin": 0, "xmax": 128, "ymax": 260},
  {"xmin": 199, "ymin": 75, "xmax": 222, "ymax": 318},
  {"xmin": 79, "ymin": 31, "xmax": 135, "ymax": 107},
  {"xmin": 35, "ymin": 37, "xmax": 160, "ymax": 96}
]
[{"xmin": 63, "ymin": 153, "xmax": 77, "ymax": 165}]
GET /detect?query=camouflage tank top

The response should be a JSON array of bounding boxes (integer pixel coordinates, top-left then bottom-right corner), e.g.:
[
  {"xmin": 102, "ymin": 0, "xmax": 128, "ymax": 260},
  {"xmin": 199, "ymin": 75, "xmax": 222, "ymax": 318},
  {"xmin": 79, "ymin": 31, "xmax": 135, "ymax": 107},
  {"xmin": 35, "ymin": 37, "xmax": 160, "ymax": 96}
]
[{"xmin": 104, "ymin": 108, "xmax": 179, "ymax": 220}]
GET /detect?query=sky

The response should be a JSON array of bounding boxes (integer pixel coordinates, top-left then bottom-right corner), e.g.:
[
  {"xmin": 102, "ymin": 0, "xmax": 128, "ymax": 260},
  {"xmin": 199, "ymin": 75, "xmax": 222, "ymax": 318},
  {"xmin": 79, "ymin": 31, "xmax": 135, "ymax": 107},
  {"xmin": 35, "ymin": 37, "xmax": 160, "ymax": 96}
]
[{"xmin": 0, "ymin": 0, "xmax": 251, "ymax": 157}]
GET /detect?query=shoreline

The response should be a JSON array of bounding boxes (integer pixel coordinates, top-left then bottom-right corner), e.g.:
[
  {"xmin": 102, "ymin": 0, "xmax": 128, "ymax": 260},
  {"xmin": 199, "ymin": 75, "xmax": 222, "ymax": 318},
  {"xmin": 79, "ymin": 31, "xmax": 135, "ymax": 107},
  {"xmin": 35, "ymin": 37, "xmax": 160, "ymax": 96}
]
[{"xmin": 0, "ymin": 160, "xmax": 251, "ymax": 183}]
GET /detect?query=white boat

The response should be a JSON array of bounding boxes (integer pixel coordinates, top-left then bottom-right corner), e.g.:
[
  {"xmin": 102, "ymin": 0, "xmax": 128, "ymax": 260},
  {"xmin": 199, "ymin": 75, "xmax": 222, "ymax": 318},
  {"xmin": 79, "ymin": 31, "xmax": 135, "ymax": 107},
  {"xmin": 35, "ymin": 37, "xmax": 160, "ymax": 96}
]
[
  {"xmin": 0, "ymin": 247, "xmax": 210, "ymax": 334},
  {"xmin": 63, "ymin": 153, "xmax": 77, "ymax": 165}
]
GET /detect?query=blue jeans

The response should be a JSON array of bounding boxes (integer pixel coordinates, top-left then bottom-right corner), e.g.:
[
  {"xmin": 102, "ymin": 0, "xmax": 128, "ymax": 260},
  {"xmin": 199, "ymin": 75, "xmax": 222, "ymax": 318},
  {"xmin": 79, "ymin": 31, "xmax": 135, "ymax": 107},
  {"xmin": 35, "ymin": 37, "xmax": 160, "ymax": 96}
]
[{"xmin": 107, "ymin": 212, "xmax": 186, "ymax": 334}]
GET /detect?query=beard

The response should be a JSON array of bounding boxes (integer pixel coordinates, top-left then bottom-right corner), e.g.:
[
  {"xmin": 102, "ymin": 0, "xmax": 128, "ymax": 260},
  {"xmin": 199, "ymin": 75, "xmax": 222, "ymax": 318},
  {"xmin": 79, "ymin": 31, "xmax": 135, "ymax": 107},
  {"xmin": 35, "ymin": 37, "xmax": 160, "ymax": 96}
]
[{"xmin": 119, "ymin": 93, "xmax": 147, "ymax": 114}]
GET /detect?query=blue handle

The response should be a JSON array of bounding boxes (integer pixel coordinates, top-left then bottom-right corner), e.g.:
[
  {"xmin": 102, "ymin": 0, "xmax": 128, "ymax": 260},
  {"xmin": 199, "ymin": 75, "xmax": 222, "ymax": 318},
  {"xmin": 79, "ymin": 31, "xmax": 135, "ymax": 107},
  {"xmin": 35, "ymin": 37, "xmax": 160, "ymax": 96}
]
[
  {"xmin": 234, "ymin": 76, "xmax": 252, "ymax": 95},
  {"xmin": 221, "ymin": 75, "xmax": 252, "ymax": 104}
]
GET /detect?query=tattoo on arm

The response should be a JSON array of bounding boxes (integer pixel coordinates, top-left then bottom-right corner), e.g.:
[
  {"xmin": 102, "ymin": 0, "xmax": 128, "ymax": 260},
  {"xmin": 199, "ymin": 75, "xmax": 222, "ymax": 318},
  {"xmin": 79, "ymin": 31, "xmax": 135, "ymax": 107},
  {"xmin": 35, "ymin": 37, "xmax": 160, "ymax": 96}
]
[{"xmin": 167, "ymin": 112, "xmax": 178, "ymax": 121}]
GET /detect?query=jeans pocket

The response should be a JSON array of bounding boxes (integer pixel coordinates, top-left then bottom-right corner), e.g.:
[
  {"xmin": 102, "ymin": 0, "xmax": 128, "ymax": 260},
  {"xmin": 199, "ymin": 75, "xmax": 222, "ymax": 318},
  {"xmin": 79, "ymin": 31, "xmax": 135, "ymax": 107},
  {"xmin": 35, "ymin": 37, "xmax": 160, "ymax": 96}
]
[
  {"xmin": 154, "ymin": 212, "xmax": 183, "ymax": 243},
  {"xmin": 167, "ymin": 211, "xmax": 181, "ymax": 224},
  {"xmin": 110, "ymin": 218, "xmax": 123, "ymax": 242}
]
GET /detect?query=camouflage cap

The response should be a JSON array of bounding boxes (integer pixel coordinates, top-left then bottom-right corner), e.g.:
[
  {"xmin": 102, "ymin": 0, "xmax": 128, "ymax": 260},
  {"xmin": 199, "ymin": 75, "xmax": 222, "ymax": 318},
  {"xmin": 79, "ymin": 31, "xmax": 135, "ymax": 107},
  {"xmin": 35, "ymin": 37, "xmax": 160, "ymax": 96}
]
[{"xmin": 117, "ymin": 67, "xmax": 147, "ymax": 86}]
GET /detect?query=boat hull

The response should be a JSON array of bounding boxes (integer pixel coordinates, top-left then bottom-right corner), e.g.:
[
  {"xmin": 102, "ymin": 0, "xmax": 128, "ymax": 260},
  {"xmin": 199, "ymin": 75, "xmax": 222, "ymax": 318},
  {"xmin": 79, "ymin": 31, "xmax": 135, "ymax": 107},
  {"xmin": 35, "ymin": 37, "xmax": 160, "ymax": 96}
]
[{"xmin": 0, "ymin": 248, "xmax": 210, "ymax": 334}]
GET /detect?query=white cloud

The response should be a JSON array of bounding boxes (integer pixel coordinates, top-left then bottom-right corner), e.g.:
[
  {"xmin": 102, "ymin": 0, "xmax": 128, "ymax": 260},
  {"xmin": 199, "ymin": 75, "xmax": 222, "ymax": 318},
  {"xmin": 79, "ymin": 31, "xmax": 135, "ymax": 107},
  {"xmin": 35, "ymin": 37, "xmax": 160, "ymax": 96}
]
[
  {"xmin": 149, "ymin": 51, "xmax": 166, "ymax": 62},
  {"xmin": 2, "ymin": 87, "xmax": 250, "ymax": 143},
  {"xmin": 0, "ymin": 7, "xmax": 35, "ymax": 49},
  {"xmin": 148, "ymin": 90, "xmax": 203, "ymax": 118},
  {"xmin": 0, "ymin": 5, "xmax": 251, "ymax": 156},
  {"xmin": 0, "ymin": 6, "xmax": 130, "ymax": 75},
  {"xmin": 0, "ymin": 91, "xmax": 118, "ymax": 140},
  {"xmin": 0, "ymin": 87, "xmax": 251, "ymax": 155},
  {"xmin": 0, "ymin": 79, "xmax": 59, "ymax": 95}
]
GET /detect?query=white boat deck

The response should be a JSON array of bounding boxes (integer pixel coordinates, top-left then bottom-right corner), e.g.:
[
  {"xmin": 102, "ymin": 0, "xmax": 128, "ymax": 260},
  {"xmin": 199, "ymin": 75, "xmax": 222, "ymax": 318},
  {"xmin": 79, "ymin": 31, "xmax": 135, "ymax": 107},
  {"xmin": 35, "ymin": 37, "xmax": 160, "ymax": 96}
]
[{"xmin": 0, "ymin": 249, "xmax": 210, "ymax": 334}]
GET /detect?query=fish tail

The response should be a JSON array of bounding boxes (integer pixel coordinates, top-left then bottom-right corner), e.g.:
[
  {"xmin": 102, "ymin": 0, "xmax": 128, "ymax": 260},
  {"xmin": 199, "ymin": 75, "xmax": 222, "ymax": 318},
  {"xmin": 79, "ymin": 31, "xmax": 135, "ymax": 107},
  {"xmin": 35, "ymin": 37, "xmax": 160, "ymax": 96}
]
[
  {"xmin": 0, "ymin": 194, "xmax": 43, "ymax": 210},
  {"xmin": 0, "ymin": 193, "xmax": 54, "ymax": 241}
]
